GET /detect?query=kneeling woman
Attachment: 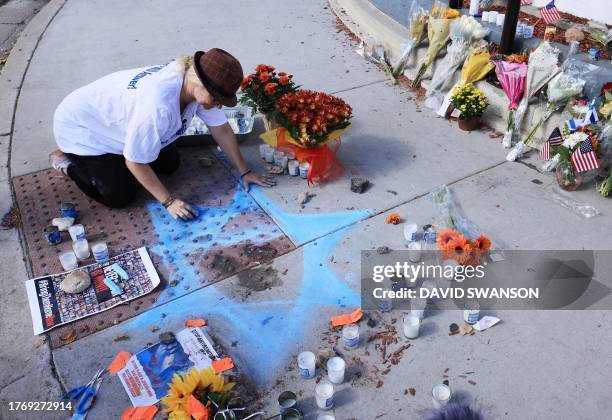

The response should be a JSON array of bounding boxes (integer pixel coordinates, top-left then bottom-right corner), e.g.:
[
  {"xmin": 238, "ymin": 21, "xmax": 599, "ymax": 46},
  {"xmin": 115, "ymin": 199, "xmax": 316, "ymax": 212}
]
[{"xmin": 50, "ymin": 48, "xmax": 275, "ymax": 220}]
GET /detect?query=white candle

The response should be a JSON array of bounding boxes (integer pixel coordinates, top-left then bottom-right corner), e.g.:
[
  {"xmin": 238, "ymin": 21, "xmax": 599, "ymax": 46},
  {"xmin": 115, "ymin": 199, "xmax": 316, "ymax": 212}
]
[
  {"xmin": 403, "ymin": 314, "xmax": 421, "ymax": 339},
  {"xmin": 72, "ymin": 238, "xmax": 90, "ymax": 260},
  {"xmin": 315, "ymin": 380, "xmax": 335, "ymax": 410},
  {"xmin": 488, "ymin": 11, "xmax": 498, "ymax": 23},
  {"xmin": 482, "ymin": 11, "xmax": 490, "ymax": 22},
  {"xmin": 432, "ymin": 384, "xmax": 452, "ymax": 409},
  {"xmin": 342, "ymin": 323, "xmax": 359, "ymax": 349},
  {"xmin": 297, "ymin": 351, "xmax": 316, "ymax": 378},
  {"xmin": 59, "ymin": 251, "xmax": 78, "ymax": 271},
  {"xmin": 288, "ymin": 160, "xmax": 299, "ymax": 176},
  {"xmin": 327, "ymin": 357, "xmax": 346, "ymax": 384},
  {"xmin": 469, "ymin": 0, "xmax": 479, "ymax": 16},
  {"xmin": 496, "ymin": 13, "xmax": 505, "ymax": 27}
]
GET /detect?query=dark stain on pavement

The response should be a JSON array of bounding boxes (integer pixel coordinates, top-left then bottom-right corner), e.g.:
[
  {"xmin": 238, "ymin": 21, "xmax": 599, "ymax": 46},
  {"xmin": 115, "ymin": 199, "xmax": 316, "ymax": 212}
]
[{"xmin": 237, "ymin": 264, "xmax": 282, "ymax": 292}]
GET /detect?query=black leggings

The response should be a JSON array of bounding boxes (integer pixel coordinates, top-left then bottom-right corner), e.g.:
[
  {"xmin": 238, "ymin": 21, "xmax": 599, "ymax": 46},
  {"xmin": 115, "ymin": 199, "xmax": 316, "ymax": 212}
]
[{"xmin": 65, "ymin": 144, "xmax": 180, "ymax": 208}]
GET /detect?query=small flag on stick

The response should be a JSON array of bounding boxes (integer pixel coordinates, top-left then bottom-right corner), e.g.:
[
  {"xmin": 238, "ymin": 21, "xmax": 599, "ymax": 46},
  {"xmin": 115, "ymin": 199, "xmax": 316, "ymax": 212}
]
[
  {"xmin": 540, "ymin": 1, "xmax": 561, "ymax": 24},
  {"xmin": 539, "ymin": 127, "xmax": 564, "ymax": 160}
]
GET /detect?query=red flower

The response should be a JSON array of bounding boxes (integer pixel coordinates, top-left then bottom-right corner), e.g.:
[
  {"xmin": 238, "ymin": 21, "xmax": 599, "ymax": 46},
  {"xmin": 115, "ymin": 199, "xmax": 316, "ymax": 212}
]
[
  {"xmin": 264, "ymin": 83, "xmax": 278, "ymax": 95},
  {"xmin": 279, "ymin": 75, "xmax": 290, "ymax": 86},
  {"xmin": 240, "ymin": 78, "xmax": 250, "ymax": 90},
  {"xmin": 256, "ymin": 64, "xmax": 270, "ymax": 73},
  {"xmin": 259, "ymin": 72, "xmax": 270, "ymax": 83},
  {"xmin": 278, "ymin": 72, "xmax": 287, "ymax": 77},
  {"xmin": 601, "ymin": 82, "xmax": 612, "ymax": 97}
]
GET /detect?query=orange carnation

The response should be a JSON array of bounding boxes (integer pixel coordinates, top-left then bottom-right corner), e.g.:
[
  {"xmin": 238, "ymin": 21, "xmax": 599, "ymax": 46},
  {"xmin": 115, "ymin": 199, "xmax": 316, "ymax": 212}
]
[
  {"xmin": 264, "ymin": 83, "xmax": 278, "ymax": 94},
  {"xmin": 279, "ymin": 75, "xmax": 290, "ymax": 86},
  {"xmin": 259, "ymin": 72, "xmax": 270, "ymax": 83}
]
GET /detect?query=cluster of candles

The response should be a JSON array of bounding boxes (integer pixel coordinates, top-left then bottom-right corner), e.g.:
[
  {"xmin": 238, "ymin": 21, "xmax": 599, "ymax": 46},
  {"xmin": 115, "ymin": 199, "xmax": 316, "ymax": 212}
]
[
  {"xmin": 58, "ymin": 224, "xmax": 109, "ymax": 271},
  {"xmin": 481, "ymin": 11, "xmax": 534, "ymax": 38},
  {"xmin": 259, "ymin": 144, "xmax": 309, "ymax": 178}
]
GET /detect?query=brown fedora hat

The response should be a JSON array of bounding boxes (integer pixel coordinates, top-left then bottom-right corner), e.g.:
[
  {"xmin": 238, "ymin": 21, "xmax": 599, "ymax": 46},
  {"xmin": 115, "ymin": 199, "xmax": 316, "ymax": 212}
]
[{"xmin": 193, "ymin": 49, "xmax": 243, "ymax": 107}]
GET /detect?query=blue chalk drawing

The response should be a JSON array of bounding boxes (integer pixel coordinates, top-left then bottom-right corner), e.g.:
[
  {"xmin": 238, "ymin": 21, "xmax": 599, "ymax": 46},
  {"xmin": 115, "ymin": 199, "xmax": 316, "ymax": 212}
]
[{"xmin": 125, "ymin": 184, "xmax": 373, "ymax": 385}]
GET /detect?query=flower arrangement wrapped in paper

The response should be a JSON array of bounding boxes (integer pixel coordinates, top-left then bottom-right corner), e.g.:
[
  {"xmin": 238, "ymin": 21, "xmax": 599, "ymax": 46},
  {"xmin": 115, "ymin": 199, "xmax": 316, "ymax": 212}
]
[
  {"xmin": 424, "ymin": 16, "xmax": 490, "ymax": 112},
  {"xmin": 411, "ymin": 1, "xmax": 460, "ymax": 88},
  {"xmin": 495, "ymin": 60, "xmax": 527, "ymax": 144},
  {"xmin": 392, "ymin": 0, "xmax": 429, "ymax": 81},
  {"xmin": 260, "ymin": 90, "xmax": 353, "ymax": 185}
]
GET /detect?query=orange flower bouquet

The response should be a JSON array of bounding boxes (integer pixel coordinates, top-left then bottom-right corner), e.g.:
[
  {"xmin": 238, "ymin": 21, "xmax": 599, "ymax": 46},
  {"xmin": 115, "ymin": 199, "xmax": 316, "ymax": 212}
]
[
  {"xmin": 260, "ymin": 89, "xmax": 353, "ymax": 184},
  {"xmin": 437, "ymin": 229, "xmax": 491, "ymax": 266},
  {"xmin": 239, "ymin": 64, "xmax": 299, "ymax": 117}
]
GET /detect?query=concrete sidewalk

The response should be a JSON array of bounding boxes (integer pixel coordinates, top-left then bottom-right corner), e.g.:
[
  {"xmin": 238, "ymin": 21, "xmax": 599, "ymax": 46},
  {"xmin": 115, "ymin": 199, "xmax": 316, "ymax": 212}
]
[{"xmin": 1, "ymin": 0, "xmax": 612, "ymax": 419}]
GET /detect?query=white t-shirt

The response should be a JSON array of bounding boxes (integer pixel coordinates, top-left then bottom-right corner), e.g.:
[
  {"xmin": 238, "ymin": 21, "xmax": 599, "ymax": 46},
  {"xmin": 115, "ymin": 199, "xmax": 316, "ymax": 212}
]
[{"xmin": 53, "ymin": 61, "xmax": 227, "ymax": 164}]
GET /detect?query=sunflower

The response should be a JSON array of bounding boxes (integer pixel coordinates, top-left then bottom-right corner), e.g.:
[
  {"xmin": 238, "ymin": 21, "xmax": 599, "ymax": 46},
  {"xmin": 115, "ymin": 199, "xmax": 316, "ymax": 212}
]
[
  {"xmin": 443, "ymin": 237, "xmax": 473, "ymax": 265},
  {"xmin": 161, "ymin": 367, "xmax": 235, "ymax": 419},
  {"xmin": 436, "ymin": 229, "xmax": 463, "ymax": 250}
]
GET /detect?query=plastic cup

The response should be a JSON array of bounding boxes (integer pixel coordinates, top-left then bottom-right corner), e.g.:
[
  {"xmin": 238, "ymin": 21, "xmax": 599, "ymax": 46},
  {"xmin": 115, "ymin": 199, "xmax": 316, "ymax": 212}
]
[
  {"xmin": 403, "ymin": 314, "xmax": 421, "ymax": 339},
  {"xmin": 464, "ymin": 301, "xmax": 480, "ymax": 325},
  {"xmin": 59, "ymin": 251, "xmax": 78, "ymax": 271},
  {"xmin": 315, "ymin": 380, "xmax": 334, "ymax": 410},
  {"xmin": 72, "ymin": 238, "xmax": 90, "ymax": 260},
  {"xmin": 68, "ymin": 224, "xmax": 86, "ymax": 242},
  {"xmin": 327, "ymin": 357, "xmax": 346, "ymax": 384},
  {"xmin": 297, "ymin": 351, "xmax": 316, "ymax": 378},
  {"xmin": 91, "ymin": 242, "xmax": 109, "ymax": 262},
  {"xmin": 408, "ymin": 241, "xmax": 422, "ymax": 263},
  {"xmin": 432, "ymin": 384, "xmax": 452, "ymax": 409},
  {"xmin": 342, "ymin": 323, "xmax": 359, "ymax": 350},
  {"xmin": 288, "ymin": 160, "xmax": 299, "ymax": 176}
]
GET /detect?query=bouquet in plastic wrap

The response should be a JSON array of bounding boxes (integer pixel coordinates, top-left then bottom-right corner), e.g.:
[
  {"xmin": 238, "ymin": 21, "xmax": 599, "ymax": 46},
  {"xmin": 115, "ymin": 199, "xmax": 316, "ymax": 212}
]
[
  {"xmin": 522, "ymin": 70, "xmax": 586, "ymax": 147},
  {"xmin": 424, "ymin": 16, "xmax": 489, "ymax": 111},
  {"xmin": 411, "ymin": 1, "xmax": 460, "ymax": 88},
  {"xmin": 260, "ymin": 90, "xmax": 352, "ymax": 185},
  {"xmin": 392, "ymin": 0, "xmax": 429, "ymax": 81},
  {"xmin": 506, "ymin": 42, "xmax": 560, "ymax": 161},
  {"xmin": 435, "ymin": 45, "xmax": 494, "ymax": 117},
  {"xmin": 495, "ymin": 61, "xmax": 527, "ymax": 146}
]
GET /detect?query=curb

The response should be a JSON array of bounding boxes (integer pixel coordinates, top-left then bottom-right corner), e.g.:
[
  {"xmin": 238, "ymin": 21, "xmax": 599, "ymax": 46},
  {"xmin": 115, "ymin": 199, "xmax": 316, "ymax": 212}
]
[
  {"xmin": 0, "ymin": 0, "xmax": 67, "ymax": 180},
  {"xmin": 328, "ymin": 0, "xmax": 563, "ymax": 146}
]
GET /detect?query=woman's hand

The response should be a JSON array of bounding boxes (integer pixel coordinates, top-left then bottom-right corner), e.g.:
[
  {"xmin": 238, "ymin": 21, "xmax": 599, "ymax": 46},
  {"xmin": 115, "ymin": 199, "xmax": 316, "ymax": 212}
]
[
  {"xmin": 166, "ymin": 198, "xmax": 197, "ymax": 221},
  {"xmin": 242, "ymin": 171, "xmax": 277, "ymax": 191}
]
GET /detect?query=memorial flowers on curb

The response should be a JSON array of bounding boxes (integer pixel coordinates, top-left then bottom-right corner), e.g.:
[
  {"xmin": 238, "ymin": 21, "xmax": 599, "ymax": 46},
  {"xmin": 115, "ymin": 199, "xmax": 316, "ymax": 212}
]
[
  {"xmin": 392, "ymin": 1, "xmax": 429, "ymax": 81},
  {"xmin": 239, "ymin": 64, "xmax": 299, "ymax": 115},
  {"xmin": 424, "ymin": 16, "xmax": 489, "ymax": 111},
  {"xmin": 161, "ymin": 367, "xmax": 235, "ymax": 419},
  {"xmin": 411, "ymin": 2, "xmax": 459, "ymax": 88},
  {"xmin": 495, "ymin": 60, "xmax": 527, "ymax": 147},
  {"xmin": 449, "ymin": 83, "xmax": 488, "ymax": 120}
]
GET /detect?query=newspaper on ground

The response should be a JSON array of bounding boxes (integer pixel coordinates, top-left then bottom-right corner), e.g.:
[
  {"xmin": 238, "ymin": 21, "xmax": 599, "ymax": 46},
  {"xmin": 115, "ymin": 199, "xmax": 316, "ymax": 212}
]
[
  {"xmin": 119, "ymin": 327, "xmax": 225, "ymax": 406},
  {"xmin": 25, "ymin": 247, "xmax": 160, "ymax": 335}
]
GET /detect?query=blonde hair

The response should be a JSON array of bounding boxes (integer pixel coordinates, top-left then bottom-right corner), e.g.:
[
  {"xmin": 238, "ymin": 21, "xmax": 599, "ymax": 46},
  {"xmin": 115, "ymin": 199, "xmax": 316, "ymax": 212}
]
[{"xmin": 175, "ymin": 54, "xmax": 204, "ymax": 87}]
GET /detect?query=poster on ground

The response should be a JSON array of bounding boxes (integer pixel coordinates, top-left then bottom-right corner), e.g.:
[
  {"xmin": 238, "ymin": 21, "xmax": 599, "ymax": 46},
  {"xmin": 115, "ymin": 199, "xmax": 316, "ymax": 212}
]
[
  {"xmin": 25, "ymin": 247, "xmax": 160, "ymax": 335},
  {"xmin": 118, "ymin": 327, "xmax": 222, "ymax": 406}
]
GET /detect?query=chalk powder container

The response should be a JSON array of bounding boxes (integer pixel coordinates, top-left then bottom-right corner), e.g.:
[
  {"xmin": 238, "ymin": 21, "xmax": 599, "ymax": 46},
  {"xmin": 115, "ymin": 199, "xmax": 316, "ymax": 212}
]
[
  {"xmin": 43, "ymin": 226, "xmax": 62, "ymax": 245},
  {"xmin": 432, "ymin": 384, "xmax": 452, "ymax": 409},
  {"xmin": 278, "ymin": 391, "xmax": 300, "ymax": 415},
  {"xmin": 297, "ymin": 351, "xmax": 316, "ymax": 378},
  {"xmin": 342, "ymin": 323, "xmax": 359, "ymax": 350},
  {"xmin": 60, "ymin": 202, "xmax": 77, "ymax": 220},
  {"xmin": 315, "ymin": 380, "xmax": 334, "ymax": 410},
  {"xmin": 327, "ymin": 357, "xmax": 346, "ymax": 384}
]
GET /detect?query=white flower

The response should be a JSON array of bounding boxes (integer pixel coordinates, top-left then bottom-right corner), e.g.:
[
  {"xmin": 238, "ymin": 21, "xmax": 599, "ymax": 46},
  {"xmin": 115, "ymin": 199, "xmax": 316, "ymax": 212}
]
[
  {"xmin": 563, "ymin": 132, "xmax": 588, "ymax": 149},
  {"xmin": 547, "ymin": 72, "xmax": 585, "ymax": 103}
]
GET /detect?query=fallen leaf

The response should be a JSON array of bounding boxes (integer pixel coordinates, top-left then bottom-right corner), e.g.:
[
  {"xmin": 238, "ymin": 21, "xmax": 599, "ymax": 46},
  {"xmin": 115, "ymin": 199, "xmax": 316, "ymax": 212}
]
[
  {"xmin": 376, "ymin": 380, "xmax": 384, "ymax": 388},
  {"xmin": 150, "ymin": 325, "xmax": 160, "ymax": 333},
  {"xmin": 34, "ymin": 338, "xmax": 46, "ymax": 348},
  {"xmin": 468, "ymin": 380, "xmax": 477, "ymax": 385},
  {"xmin": 460, "ymin": 323, "xmax": 474, "ymax": 335},
  {"xmin": 408, "ymin": 388, "xmax": 416, "ymax": 396},
  {"xmin": 114, "ymin": 334, "xmax": 130, "ymax": 342},
  {"xmin": 60, "ymin": 329, "xmax": 78, "ymax": 344}
]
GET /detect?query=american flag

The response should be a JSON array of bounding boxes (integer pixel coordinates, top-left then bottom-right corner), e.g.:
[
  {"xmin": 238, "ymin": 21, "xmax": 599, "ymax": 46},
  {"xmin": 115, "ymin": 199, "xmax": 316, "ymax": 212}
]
[
  {"xmin": 521, "ymin": 0, "xmax": 533, "ymax": 5},
  {"xmin": 538, "ymin": 127, "xmax": 564, "ymax": 160},
  {"xmin": 540, "ymin": 1, "xmax": 561, "ymax": 24},
  {"xmin": 571, "ymin": 139, "xmax": 599, "ymax": 172}
]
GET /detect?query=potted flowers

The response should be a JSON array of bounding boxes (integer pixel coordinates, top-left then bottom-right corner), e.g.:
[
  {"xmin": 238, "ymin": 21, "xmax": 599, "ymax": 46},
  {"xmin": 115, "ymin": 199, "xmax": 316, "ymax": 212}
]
[
  {"xmin": 239, "ymin": 64, "xmax": 299, "ymax": 130},
  {"xmin": 450, "ymin": 83, "xmax": 488, "ymax": 131}
]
